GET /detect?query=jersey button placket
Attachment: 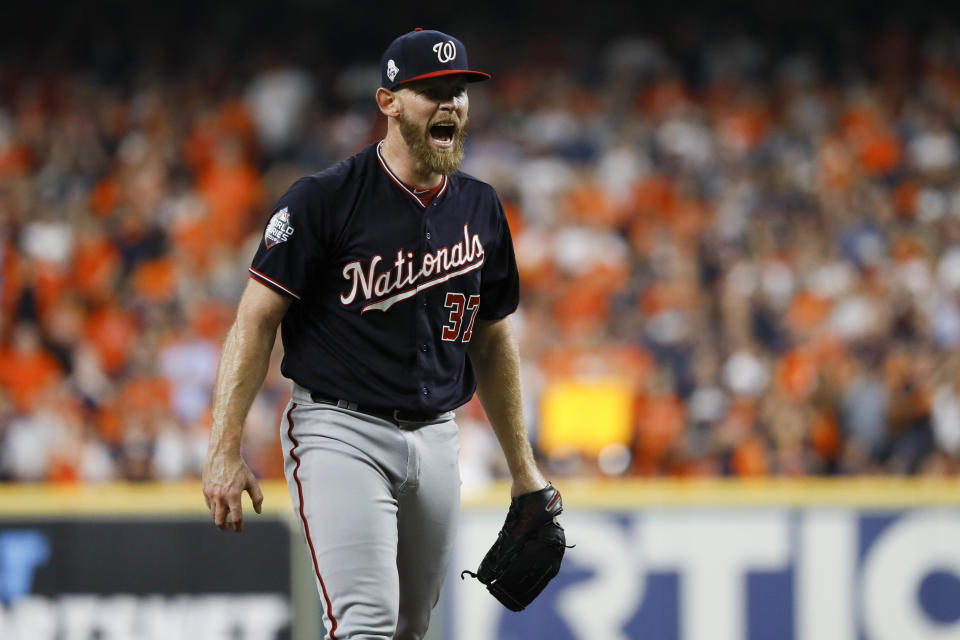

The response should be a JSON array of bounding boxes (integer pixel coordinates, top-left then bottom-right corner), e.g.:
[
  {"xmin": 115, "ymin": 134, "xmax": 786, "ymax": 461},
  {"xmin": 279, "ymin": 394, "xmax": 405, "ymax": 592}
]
[{"xmin": 417, "ymin": 219, "xmax": 432, "ymax": 403}]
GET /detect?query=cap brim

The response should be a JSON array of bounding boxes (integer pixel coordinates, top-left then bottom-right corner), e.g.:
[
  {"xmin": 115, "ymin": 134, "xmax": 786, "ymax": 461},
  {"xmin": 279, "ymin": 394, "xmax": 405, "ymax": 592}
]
[{"xmin": 393, "ymin": 69, "xmax": 491, "ymax": 89}]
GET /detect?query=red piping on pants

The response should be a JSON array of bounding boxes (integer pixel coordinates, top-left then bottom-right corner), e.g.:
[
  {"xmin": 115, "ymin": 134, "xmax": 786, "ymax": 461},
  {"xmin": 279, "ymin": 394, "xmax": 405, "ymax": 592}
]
[{"xmin": 287, "ymin": 403, "xmax": 340, "ymax": 639}]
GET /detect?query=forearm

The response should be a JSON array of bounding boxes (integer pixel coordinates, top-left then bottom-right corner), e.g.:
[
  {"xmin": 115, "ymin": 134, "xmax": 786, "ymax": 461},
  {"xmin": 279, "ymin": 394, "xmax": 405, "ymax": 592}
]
[
  {"xmin": 209, "ymin": 309, "xmax": 279, "ymax": 455},
  {"xmin": 469, "ymin": 319, "xmax": 544, "ymax": 493},
  {"xmin": 203, "ymin": 281, "xmax": 287, "ymax": 531}
]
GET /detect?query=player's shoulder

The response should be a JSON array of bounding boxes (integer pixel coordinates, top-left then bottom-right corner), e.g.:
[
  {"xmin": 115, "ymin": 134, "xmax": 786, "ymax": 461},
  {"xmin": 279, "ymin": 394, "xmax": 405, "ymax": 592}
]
[
  {"xmin": 449, "ymin": 169, "xmax": 499, "ymax": 200},
  {"xmin": 291, "ymin": 144, "xmax": 377, "ymax": 197},
  {"xmin": 450, "ymin": 169, "xmax": 493, "ymax": 190}
]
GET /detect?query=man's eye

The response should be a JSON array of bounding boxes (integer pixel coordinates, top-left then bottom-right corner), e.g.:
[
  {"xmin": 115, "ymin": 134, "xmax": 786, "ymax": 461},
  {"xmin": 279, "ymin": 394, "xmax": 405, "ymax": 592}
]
[{"xmin": 422, "ymin": 88, "xmax": 465, "ymax": 101}]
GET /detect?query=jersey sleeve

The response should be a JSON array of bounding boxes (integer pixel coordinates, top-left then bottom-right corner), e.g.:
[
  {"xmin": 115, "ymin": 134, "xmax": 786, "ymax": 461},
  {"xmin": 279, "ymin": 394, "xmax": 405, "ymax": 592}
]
[
  {"xmin": 249, "ymin": 177, "xmax": 324, "ymax": 300},
  {"xmin": 478, "ymin": 196, "xmax": 520, "ymax": 320}
]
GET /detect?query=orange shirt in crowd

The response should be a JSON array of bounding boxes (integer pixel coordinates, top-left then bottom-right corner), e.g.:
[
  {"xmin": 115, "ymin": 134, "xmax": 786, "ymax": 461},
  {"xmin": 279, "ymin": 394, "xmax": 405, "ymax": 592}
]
[
  {"xmin": 731, "ymin": 434, "xmax": 770, "ymax": 477},
  {"xmin": 0, "ymin": 347, "xmax": 62, "ymax": 412},
  {"xmin": 72, "ymin": 234, "xmax": 121, "ymax": 302},
  {"xmin": 121, "ymin": 376, "xmax": 172, "ymax": 415},
  {"xmin": 633, "ymin": 394, "xmax": 686, "ymax": 475},
  {"xmin": 197, "ymin": 159, "xmax": 262, "ymax": 247},
  {"xmin": 132, "ymin": 258, "xmax": 178, "ymax": 304},
  {"xmin": 85, "ymin": 307, "xmax": 139, "ymax": 376}
]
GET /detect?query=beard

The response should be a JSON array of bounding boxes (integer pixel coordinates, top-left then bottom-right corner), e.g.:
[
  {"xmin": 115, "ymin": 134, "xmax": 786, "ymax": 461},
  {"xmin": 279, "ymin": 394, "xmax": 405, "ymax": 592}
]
[{"xmin": 397, "ymin": 108, "xmax": 467, "ymax": 176}]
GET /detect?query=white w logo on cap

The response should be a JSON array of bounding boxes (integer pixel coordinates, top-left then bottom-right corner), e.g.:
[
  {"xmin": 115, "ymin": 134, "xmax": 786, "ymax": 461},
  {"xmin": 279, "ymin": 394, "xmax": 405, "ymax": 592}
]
[{"xmin": 433, "ymin": 41, "xmax": 456, "ymax": 63}]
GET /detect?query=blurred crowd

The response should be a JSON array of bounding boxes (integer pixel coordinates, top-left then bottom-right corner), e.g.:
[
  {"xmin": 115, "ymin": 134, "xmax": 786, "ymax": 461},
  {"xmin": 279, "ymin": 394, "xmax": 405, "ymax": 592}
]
[{"xmin": 2, "ymin": 22, "xmax": 960, "ymax": 485}]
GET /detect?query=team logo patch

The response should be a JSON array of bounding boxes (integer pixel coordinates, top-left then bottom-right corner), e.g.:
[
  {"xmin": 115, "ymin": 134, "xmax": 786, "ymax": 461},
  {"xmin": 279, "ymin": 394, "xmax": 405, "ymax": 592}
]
[
  {"xmin": 265, "ymin": 207, "xmax": 294, "ymax": 248},
  {"xmin": 387, "ymin": 59, "xmax": 399, "ymax": 82}
]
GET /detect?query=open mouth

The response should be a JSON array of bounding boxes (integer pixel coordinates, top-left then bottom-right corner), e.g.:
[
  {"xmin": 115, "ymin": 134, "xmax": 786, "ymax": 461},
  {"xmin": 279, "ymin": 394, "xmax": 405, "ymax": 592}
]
[{"xmin": 429, "ymin": 123, "xmax": 456, "ymax": 145}]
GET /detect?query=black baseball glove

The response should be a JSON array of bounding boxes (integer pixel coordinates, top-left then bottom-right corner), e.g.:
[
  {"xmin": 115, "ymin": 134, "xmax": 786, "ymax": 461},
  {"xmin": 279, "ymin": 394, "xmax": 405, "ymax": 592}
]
[{"xmin": 461, "ymin": 483, "xmax": 568, "ymax": 611}]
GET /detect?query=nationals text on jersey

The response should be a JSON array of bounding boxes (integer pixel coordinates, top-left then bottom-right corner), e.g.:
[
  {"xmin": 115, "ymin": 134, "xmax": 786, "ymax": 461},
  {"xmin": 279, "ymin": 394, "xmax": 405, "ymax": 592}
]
[{"xmin": 340, "ymin": 223, "xmax": 485, "ymax": 313}]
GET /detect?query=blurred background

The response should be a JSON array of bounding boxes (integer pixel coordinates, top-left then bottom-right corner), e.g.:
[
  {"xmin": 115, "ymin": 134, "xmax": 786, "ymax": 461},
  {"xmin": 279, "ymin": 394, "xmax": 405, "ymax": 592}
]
[
  {"xmin": 2, "ymin": 0, "xmax": 960, "ymax": 486},
  {"xmin": 2, "ymin": 1, "xmax": 960, "ymax": 639}
]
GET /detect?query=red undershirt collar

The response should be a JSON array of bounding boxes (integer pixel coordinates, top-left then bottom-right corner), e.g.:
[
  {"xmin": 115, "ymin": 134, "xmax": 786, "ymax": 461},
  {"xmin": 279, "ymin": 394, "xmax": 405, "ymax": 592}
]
[{"xmin": 376, "ymin": 141, "xmax": 448, "ymax": 208}]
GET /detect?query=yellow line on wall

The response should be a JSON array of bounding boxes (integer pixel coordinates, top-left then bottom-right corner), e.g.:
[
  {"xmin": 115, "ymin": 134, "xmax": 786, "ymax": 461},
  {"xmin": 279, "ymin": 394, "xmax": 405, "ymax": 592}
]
[
  {"xmin": 463, "ymin": 477, "xmax": 960, "ymax": 509},
  {"xmin": 0, "ymin": 477, "xmax": 957, "ymax": 517},
  {"xmin": 0, "ymin": 482, "xmax": 292, "ymax": 517}
]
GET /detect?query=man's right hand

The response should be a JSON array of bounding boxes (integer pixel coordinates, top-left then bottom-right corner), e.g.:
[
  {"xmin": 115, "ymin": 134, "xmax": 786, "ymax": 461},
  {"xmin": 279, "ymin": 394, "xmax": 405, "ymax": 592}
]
[{"xmin": 202, "ymin": 450, "xmax": 264, "ymax": 533}]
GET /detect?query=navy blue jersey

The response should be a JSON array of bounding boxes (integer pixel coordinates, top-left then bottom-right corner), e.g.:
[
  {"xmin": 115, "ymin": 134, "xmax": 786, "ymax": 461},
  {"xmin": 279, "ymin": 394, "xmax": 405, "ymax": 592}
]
[{"xmin": 249, "ymin": 142, "xmax": 520, "ymax": 413}]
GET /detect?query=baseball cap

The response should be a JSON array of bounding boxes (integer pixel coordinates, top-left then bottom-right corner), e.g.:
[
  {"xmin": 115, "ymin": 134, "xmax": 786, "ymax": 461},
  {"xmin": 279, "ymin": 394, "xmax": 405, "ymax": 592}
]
[{"xmin": 380, "ymin": 28, "xmax": 491, "ymax": 91}]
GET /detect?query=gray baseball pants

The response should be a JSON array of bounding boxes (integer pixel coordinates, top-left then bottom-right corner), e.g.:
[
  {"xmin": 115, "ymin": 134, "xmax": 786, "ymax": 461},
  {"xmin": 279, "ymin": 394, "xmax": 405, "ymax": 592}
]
[{"xmin": 280, "ymin": 382, "xmax": 461, "ymax": 640}]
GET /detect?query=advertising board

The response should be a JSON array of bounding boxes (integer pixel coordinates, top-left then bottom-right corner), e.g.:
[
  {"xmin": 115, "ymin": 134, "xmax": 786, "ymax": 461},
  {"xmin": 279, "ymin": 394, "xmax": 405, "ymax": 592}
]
[
  {"xmin": 1, "ymin": 480, "xmax": 958, "ymax": 640},
  {"xmin": 447, "ymin": 481, "xmax": 960, "ymax": 640},
  {"xmin": 0, "ymin": 518, "xmax": 292, "ymax": 640}
]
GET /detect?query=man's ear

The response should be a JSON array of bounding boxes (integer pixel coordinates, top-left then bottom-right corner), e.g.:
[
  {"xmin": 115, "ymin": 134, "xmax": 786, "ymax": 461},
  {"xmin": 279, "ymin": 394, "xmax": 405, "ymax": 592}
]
[{"xmin": 376, "ymin": 88, "xmax": 400, "ymax": 117}]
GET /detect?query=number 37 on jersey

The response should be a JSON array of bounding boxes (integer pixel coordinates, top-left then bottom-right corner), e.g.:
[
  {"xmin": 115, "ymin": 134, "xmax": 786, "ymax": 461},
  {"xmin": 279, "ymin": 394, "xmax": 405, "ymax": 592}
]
[{"xmin": 442, "ymin": 293, "xmax": 480, "ymax": 342}]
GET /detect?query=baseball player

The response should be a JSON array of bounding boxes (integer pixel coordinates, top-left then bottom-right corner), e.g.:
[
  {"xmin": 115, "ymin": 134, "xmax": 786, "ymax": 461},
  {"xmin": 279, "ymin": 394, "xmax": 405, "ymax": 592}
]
[{"xmin": 202, "ymin": 28, "xmax": 556, "ymax": 639}]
